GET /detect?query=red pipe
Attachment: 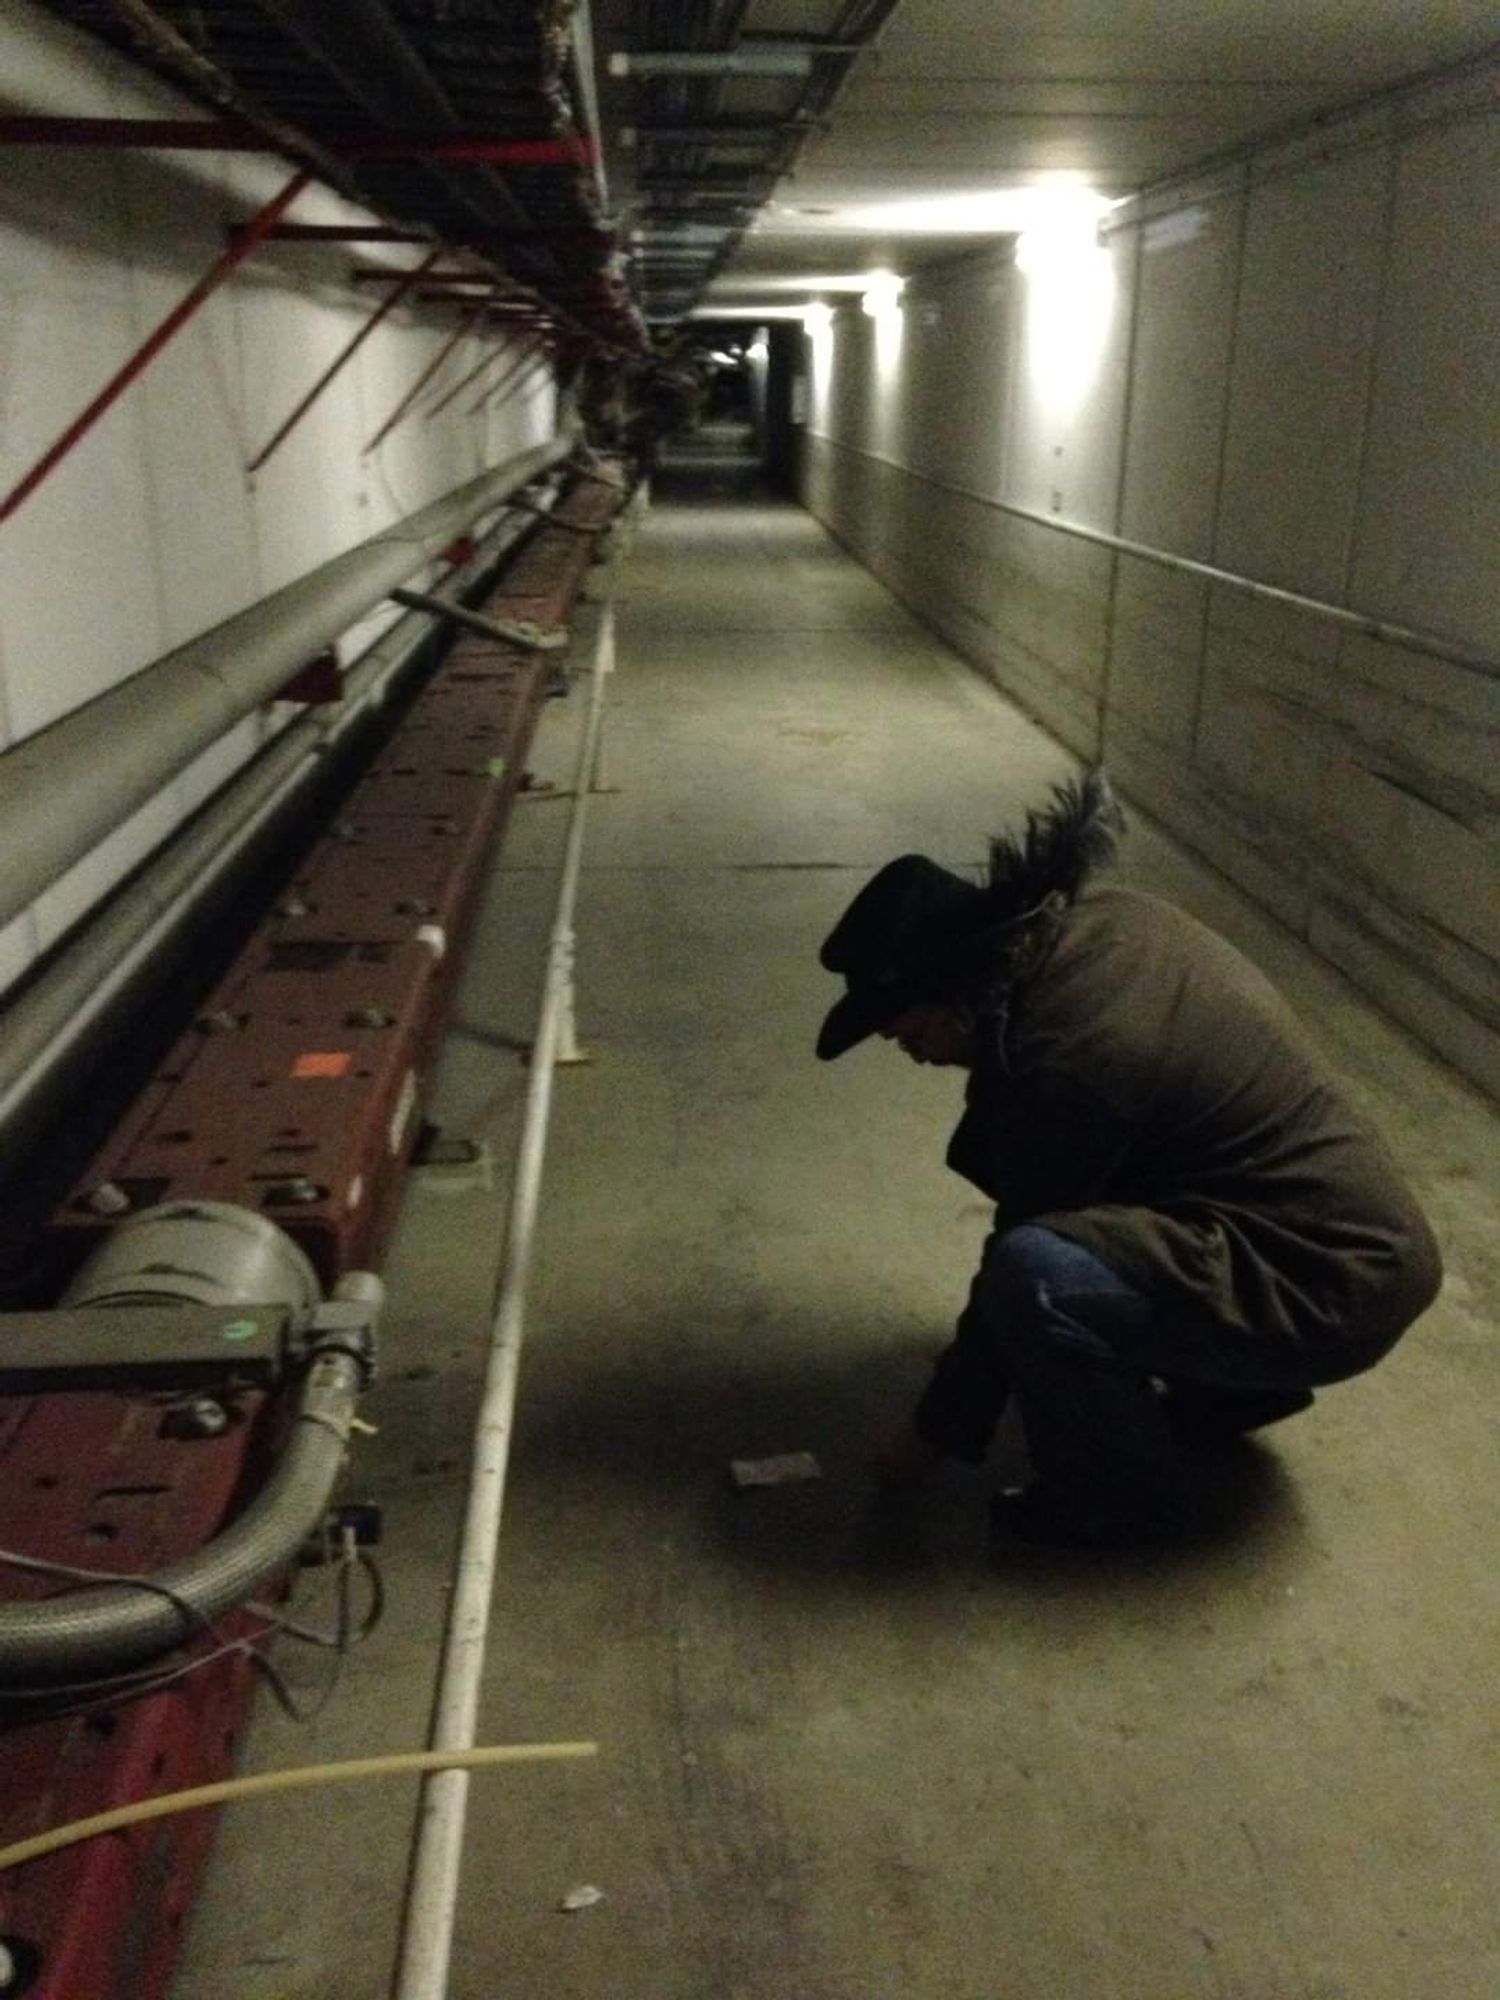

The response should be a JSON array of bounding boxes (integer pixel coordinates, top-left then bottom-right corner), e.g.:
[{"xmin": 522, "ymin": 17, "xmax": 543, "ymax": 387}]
[
  {"xmin": 353, "ymin": 267, "xmax": 500, "ymax": 284},
  {"xmin": 247, "ymin": 224, "xmax": 613, "ymax": 247},
  {"xmin": 469, "ymin": 342, "xmax": 553, "ymax": 418},
  {"xmin": 363, "ymin": 301, "xmax": 488, "ymax": 454},
  {"xmin": 246, "ymin": 250, "xmax": 440, "ymax": 473},
  {"xmin": 424, "ymin": 334, "xmax": 539, "ymax": 422},
  {"xmin": 0, "ymin": 171, "xmax": 311, "ymax": 528},
  {"xmin": 256, "ymin": 224, "xmax": 429, "ymax": 244}
]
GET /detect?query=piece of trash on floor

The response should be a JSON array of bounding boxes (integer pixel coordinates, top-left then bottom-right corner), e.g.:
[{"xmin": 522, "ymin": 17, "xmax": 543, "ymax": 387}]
[
  {"xmin": 730, "ymin": 1452, "xmax": 823, "ymax": 1489},
  {"xmin": 560, "ymin": 1885, "xmax": 606, "ymax": 1913}
]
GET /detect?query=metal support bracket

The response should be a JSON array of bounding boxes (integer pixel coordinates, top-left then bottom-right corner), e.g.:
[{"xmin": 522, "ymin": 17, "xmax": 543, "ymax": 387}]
[
  {"xmin": 248, "ymin": 251, "xmax": 442, "ymax": 472},
  {"xmin": 508, "ymin": 497, "xmax": 612, "ymax": 537},
  {"xmin": 388, "ymin": 587, "xmax": 568, "ymax": 652},
  {"xmin": 0, "ymin": 1303, "xmax": 292, "ymax": 1393},
  {"xmin": 291, "ymin": 1298, "xmax": 380, "ymax": 1382}
]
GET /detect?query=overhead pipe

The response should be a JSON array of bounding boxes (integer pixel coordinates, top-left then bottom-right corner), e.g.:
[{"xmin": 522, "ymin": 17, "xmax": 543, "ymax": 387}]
[
  {"xmin": 0, "ymin": 507, "xmax": 540, "ymax": 1189},
  {"xmin": 0, "ymin": 438, "xmax": 568, "ymax": 939},
  {"xmin": 90, "ymin": 0, "xmax": 636, "ymax": 359}
]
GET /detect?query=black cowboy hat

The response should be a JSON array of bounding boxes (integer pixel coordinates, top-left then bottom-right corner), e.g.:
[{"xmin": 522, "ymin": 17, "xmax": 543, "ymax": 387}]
[
  {"xmin": 815, "ymin": 855, "xmax": 990, "ymax": 1060},
  {"xmin": 815, "ymin": 771, "xmax": 1125, "ymax": 1060}
]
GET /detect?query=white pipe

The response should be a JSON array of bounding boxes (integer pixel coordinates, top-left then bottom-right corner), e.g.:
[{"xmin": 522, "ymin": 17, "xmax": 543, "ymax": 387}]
[
  {"xmin": 0, "ymin": 510, "xmax": 536, "ymax": 1184},
  {"xmin": 0, "ymin": 439, "xmax": 567, "ymax": 936},
  {"xmin": 392, "ymin": 598, "xmax": 616, "ymax": 2000}
]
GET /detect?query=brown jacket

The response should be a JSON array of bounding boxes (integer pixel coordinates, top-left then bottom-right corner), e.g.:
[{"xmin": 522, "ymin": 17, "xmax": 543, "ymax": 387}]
[{"xmin": 948, "ymin": 887, "xmax": 1441, "ymax": 1372}]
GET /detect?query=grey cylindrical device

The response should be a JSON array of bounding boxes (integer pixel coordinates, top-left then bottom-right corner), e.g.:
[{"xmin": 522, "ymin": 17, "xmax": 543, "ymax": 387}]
[{"xmin": 61, "ymin": 1199, "xmax": 321, "ymax": 1313}]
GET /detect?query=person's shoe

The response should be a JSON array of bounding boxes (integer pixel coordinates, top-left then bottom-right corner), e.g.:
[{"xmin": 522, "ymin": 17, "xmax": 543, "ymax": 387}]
[
  {"xmin": 990, "ymin": 1482, "xmax": 1188, "ymax": 1551},
  {"xmin": 1164, "ymin": 1384, "xmax": 1314, "ymax": 1447}
]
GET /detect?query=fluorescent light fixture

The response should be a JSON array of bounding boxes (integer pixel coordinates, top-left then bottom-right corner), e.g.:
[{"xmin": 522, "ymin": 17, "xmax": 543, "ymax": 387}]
[
  {"xmin": 1014, "ymin": 207, "xmax": 1107, "ymax": 279},
  {"xmin": 610, "ymin": 47, "xmax": 818, "ymax": 79},
  {"xmin": 802, "ymin": 302, "xmax": 833, "ymax": 336},
  {"xmin": 756, "ymin": 188, "xmax": 1112, "ymax": 238},
  {"xmin": 688, "ymin": 304, "xmax": 809, "ymax": 321},
  {"xmin": 861, "ymin": 271, "xmax": 904, "ymax": 318},
  {"xmin": 707, "ymin": 272, "xmax": 889, "ymax": 297}
]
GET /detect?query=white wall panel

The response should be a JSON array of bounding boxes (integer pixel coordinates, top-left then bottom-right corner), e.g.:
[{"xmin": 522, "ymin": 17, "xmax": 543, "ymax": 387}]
[
  {"xmin": 123, "ymin": 156, "xmax": 265, "ymax": 649},
  {"xmin": 0, "ymin": 128, "xmax": 165, "ymax": 736},
  {"xmin": 1001, "ymin": 235, "xmax": 1133, "ymax": 528},
  {"xmin": 1117, "ymin": 196, "xmax": 1240, "ymax": 556},
  {"xmin": 1214, "ymin": 150, "xmax": 1389, "ymax": 596},
  {"xmin": 1349, "ymin": 113, "xmax": 1500, "ymax": 650},
  {"xmin": 904, "ymin": 256, "xmax": 1015, "ymax": 496},
  {"xmin": 1105, "ymin": 562, "xmax": 1210, "ymax": 755}
]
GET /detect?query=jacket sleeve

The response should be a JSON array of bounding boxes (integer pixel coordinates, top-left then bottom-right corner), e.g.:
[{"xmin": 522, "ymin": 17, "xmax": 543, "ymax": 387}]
[{"xmin": 948, "ymin": 1068, "xmax": 1138, "ymax": 1224}]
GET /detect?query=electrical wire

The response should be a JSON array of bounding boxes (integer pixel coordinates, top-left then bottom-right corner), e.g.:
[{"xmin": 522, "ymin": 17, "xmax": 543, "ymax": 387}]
[
  {"xmin": 0, "ymin": 1527, "xmax": 385, "ymax": 1726},
  {"xmin": 0, "ymin": 1741, "xmax": 600, "ymax": 1874},
  {"xmin": 0, "ymin": 1544, "xmax": 218, "ymax": 1648}
]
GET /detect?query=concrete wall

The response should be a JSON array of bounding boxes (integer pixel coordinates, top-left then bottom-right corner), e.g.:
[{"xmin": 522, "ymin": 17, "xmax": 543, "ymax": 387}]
[
  {"xmin": 798, "ymin": 63, "xmax": 1500, "ymax": 1100},
  {"xmin": 0, "ymin": 1, "xmax": 556, "ymax": 1001}
]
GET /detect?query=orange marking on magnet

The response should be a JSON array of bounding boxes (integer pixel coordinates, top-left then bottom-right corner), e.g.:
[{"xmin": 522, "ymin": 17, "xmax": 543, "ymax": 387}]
[{"xmin": 291, "ymin": 1051, "xmax": 353, "ymax": 1079}]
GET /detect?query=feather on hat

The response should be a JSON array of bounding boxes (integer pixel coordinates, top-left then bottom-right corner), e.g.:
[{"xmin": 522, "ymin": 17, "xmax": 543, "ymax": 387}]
[{"xmin": 816, "ymin": 769, "xmax": 1123, "ymax": 1059}]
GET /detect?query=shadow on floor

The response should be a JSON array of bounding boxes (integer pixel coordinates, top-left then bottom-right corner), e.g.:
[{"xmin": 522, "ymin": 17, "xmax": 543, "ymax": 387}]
[{"xmin": 512, "ymin": 1316, "xmax": 1306, "ymax": 1596}]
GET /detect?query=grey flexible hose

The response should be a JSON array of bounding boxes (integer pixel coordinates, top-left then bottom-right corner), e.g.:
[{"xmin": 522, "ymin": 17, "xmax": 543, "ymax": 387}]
[{"xmin": 0, "ymin": 1347, "xmax": 361, "ymax": 1686}]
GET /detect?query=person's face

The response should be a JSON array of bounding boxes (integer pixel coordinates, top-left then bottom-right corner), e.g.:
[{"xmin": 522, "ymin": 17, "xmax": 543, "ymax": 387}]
[{"xmin": 879, "ymin": 1000, "xmax": 975, "ymax": 1068}]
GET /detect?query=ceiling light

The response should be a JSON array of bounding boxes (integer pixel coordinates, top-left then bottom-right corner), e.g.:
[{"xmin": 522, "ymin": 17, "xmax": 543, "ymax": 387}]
[
  {"xmin": 687, "ymin": 305, "xmax": 811, "ymax": 321},
  {"xmin": 861, "ymin": 271, "xmax": 904, "ymax": 317},
  {"xmin": 610, "ymin": 46, "xmax": 827, "ymax": 79},
  {"xmin": 757, "ymin": 188, "xmax": 1112, "ymax": 238},
  {"xmin": 802, "ymin": 303, "xmax": 833, "ymax": 337},
  {"xmin": 709, "ymin": 272, "xmax": 891, "ymax": 297}
]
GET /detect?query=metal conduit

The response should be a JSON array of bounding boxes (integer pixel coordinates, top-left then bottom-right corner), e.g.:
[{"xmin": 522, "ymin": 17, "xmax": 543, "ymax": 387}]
[
  {"xmin": 0, "ymin": 508, "xmax": 538, "ymax": 1188},
  {"xmin": 393, "ymin": 594, "xmax": 617, "ymax": 2000},
  {"xmin": 0, "ymin": 1206, "xmax": 380, "ymax": 1684},
  {"xmin": 0, "ymin": 1344, "xmax": 366, "ymax": 1682},
  {"xmin": 821, "ymin": 441, "xmax": 1497, "ymax": 680},
  {"xmin": 0, "ymin": 436, "xmax": 569, "ymax": 938}
]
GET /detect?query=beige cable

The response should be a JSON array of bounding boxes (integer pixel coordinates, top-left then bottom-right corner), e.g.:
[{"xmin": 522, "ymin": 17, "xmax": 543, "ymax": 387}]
[{"xmin": 0, "ymin": 1741, "xmax": 598, "ymax": 1872}]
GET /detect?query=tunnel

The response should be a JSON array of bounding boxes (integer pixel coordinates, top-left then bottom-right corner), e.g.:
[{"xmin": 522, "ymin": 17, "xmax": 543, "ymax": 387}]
[{"xmin": 0, "ymin": 5, "xmax": 1496, "ymax": 1998}]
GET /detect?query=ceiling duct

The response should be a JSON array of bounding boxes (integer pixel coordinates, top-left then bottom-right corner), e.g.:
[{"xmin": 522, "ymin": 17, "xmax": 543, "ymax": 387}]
[
  {"xmin": 603, "ymin": 0, "xmax": 900, "ymax": 322},
  {"xmin": 34, "ymin": 0, "xmax": 644, "ymax": 349}
]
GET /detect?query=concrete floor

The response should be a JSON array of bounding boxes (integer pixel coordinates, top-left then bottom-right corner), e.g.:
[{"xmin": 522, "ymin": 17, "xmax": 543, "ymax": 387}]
[{"xmin": 172, "ymin": 456, "xmax": 1499, "ymax": 2000}]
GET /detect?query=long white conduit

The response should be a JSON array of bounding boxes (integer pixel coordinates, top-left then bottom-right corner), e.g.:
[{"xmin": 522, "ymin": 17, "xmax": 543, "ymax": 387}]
[{"xmin": 391, "ymin": 597, "xmax": 616, "ymax": 2000}]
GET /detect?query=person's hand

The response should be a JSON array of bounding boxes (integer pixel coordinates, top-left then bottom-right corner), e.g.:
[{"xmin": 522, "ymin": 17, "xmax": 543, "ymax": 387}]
[{"xmin": 871, "ymin": 1423, "xmax": 942, "ymax": 1491}]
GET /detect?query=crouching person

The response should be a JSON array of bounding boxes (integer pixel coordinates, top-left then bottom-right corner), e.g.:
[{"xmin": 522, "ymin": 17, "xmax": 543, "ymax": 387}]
[{"xmin": 815, "ymin": 772, "xmax": 1442, "ymax": 1548}]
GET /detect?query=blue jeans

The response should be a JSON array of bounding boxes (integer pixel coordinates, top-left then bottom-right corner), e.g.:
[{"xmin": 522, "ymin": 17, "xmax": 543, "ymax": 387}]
[{"xmin": 913, "ymin": 1224, "xmax": 1323, "ymax": 1506}]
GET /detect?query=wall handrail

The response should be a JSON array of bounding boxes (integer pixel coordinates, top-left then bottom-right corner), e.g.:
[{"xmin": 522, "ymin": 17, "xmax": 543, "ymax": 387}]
[{"xmin": 803, "ymin": 433, "xmax": 1497, "ymax": 681}]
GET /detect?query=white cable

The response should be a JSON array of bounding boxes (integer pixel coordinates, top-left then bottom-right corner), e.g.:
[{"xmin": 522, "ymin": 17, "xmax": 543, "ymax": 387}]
[{"xmin": 391, "ymin": 596, "xmax": 616, "ymax": 2000}]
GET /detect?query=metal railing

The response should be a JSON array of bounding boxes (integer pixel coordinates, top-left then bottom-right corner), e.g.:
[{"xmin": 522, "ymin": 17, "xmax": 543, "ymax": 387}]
[{"xmin": 803, "ymin": 435, "xmax": 1497, "ymax": 681}]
